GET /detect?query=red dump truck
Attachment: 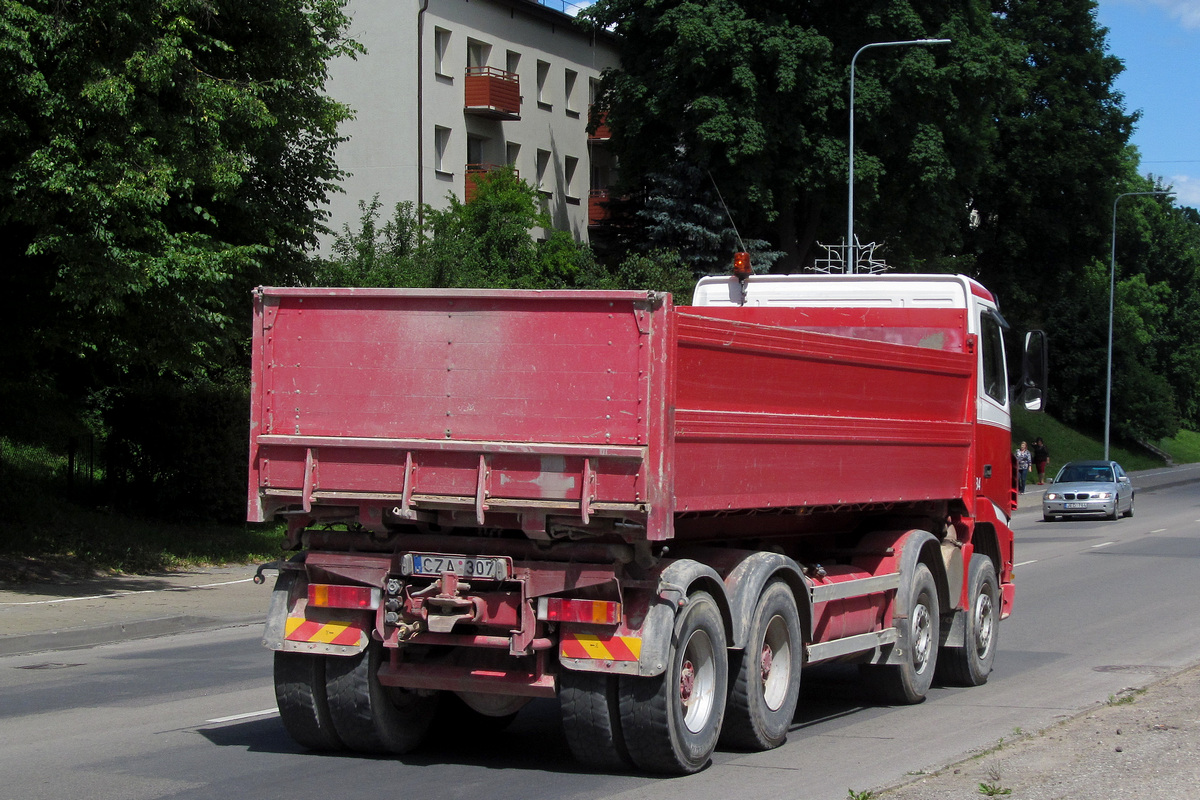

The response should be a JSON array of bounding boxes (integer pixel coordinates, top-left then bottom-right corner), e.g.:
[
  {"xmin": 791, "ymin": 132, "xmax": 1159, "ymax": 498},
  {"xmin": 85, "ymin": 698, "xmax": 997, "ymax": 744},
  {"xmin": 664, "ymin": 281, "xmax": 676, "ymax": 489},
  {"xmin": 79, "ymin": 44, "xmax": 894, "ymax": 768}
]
[{"xmin": 249, "ymin": 271, "xmax": 1045, "ymax": 774}]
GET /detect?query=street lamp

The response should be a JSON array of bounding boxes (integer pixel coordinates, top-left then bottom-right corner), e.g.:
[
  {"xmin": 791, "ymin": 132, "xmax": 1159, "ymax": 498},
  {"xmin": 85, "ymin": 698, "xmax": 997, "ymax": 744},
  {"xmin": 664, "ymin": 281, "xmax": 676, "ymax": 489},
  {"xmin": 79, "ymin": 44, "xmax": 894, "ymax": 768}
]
[
  {"xmin": 1105, "ymin": 190, "xmax": 1172, "ymax": 460},
  {"xmin": 846, "ymin": 38, "xmax": 950, "ymax": 273}
]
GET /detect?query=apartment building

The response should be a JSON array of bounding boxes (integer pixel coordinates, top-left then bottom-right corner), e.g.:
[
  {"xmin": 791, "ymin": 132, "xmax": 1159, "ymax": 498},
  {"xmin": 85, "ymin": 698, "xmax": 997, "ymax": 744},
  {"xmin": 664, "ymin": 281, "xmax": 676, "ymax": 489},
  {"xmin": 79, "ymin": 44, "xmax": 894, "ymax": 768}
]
[{"xmin": 323, "ymin": 0, "xmax": 619, "ymax": 243}]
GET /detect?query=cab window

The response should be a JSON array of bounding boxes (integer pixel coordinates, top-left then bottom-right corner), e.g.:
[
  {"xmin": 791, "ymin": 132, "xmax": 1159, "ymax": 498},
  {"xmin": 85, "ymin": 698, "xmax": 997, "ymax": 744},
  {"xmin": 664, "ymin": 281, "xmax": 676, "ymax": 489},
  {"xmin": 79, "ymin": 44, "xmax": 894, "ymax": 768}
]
[{"xmin": 981, "ymin": 312, "xmax": 1007, "ymax": 404}]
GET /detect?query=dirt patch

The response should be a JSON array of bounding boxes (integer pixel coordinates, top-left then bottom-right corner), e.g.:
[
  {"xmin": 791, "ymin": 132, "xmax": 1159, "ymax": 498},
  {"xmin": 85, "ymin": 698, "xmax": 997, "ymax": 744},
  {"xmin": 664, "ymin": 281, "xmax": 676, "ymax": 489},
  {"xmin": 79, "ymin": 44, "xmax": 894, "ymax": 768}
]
[{"xmin": 881, "ymin": 663, "xmax": 1200, "ymax": 799}]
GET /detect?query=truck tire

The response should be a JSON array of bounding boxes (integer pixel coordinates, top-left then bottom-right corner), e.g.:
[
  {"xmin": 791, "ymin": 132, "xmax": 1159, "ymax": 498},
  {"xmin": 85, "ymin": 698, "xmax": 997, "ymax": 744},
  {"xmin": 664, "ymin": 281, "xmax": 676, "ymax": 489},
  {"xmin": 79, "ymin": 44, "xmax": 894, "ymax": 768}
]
[
  {"xmin": 559, "ymin": 670, "xmax": 632, "ymax": 770},
  {"xmin": 618, "ymin": 590, "xmax": 728, "ymax": 774},
  {"xmin": 720, "ymin": 579, "xmax": 801, "ymax": 751},
  {"xmin": 325, "ymin": 642, "xmax": 439, "ymax": 754},
  {"xmin": 860, "ymin": 562, "xmax": 940, "ymax": 705},
  {"xmin": 274, "ymin": 651, "xmax": 344, "ymax": 751},
  {"xmin": 935, "ymin": 555, "xmax": 999, "ymax": 687}
]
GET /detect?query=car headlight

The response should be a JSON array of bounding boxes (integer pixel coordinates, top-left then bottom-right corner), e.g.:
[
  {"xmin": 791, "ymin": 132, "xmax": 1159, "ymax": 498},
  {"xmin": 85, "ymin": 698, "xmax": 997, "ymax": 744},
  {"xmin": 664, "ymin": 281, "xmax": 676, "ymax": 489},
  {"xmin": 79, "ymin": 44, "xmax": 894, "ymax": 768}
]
[
  {"xmin": 1045, "ymin": 492, "xmax": 1059, "ymax": 500},
  {"xmin": 1095, "ymin": 492, "xmax": 1113, "ymax": 499}
]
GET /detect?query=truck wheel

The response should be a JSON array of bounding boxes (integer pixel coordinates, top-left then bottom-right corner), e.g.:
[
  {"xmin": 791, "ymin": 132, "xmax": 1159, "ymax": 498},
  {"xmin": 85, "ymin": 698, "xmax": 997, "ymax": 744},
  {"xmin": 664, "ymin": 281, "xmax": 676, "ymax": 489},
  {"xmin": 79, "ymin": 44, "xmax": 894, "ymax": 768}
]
[
  {"xmin": 274, "ymin": 651, "xmax": 344, "ymax": 751},
  {"xmin": 720, "ymin": 580, "xmax": 801, "ymax": 751},
  {"xmin": 935, "ymin": 555, "xmax": 999, "ymax": 687},
  {"xmin": 559, "ymin": 670, "xmax": 632, "ymax": 770},
  {"xmin": 325, "ymin": 642, "xmax": 439, "ymax": 754},
  {"xmin": 860, "ymin": 562, "xmax": 940, "ymax": 705},
  {"xmin": 618, "ymin": 590, "xmax": 728, "ymax": 774}
]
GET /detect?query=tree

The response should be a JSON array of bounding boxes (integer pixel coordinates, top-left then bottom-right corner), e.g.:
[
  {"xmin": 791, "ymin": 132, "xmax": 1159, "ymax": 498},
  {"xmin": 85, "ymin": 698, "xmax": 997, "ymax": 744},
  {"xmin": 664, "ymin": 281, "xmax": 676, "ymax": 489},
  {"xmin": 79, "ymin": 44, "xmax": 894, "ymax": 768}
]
[
  {"xmin": 582, "ymin": 0, "xmax": 1013, "ymax": 271},
  {"xmin": 967, "ymin": 0, "xmax": 1137, "ymax": 323},
  {"xmin": 0, "ymin": 0, "xmax": 358, "ymax": 385}
]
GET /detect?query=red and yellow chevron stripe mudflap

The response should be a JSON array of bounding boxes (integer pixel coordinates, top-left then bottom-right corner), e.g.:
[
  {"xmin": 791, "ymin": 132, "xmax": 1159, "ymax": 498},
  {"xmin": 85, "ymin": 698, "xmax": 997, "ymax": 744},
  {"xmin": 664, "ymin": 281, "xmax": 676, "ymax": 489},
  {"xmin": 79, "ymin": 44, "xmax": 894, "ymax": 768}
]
[
  {"xmin": 284, "ymin": 617, "xmax": 367, "ymax": 647},
  {"xmin": 560, "ymin": 630, "xmax": 643, "ymax": 662}
]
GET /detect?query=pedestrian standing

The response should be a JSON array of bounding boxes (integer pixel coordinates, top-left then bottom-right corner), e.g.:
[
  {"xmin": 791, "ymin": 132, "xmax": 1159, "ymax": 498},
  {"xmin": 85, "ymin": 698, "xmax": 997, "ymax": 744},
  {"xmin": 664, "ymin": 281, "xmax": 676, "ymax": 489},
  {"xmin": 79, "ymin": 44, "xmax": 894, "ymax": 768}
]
[
  {"xmin": 1032, "ymin": 437, "xmax": 1049, "ymax": 484},
  {"xmin": 1016, "ymin": 441, "xmax": 1032, "ymax": 493}
]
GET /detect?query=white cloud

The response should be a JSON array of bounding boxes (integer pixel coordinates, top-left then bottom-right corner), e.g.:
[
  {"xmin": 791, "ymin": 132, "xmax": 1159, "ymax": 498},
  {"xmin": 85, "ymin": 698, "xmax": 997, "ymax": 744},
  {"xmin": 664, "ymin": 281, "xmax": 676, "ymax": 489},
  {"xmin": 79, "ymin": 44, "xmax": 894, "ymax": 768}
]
[
  {"xmin": 1124, "ymin": 0, "xmax": 1200, "ymax": 29},
  {"xmin": 1166, "ymin": 174, "xmax": 1200, "ymax": 209}
]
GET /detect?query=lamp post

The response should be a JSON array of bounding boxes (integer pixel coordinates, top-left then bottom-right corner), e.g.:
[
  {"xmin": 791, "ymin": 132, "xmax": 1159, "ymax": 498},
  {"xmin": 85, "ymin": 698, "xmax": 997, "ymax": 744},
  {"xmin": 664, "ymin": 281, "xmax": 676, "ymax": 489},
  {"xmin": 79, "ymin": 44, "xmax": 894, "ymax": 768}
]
[
  {"xmin": 847, "ymin": 38, "xmax": 950, "ymax": 273},
  {"xmin": 1105, "ymin": 190, "xmax": 1172, "ymax": 460}
]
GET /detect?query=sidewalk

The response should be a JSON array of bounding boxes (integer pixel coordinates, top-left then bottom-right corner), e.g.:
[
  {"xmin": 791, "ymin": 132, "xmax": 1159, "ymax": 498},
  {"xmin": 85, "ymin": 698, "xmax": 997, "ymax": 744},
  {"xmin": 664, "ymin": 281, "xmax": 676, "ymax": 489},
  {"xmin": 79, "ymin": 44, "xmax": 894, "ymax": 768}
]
[{"xmin": 0, "ymin": 563, "xmax": 271, "ymax": 656}]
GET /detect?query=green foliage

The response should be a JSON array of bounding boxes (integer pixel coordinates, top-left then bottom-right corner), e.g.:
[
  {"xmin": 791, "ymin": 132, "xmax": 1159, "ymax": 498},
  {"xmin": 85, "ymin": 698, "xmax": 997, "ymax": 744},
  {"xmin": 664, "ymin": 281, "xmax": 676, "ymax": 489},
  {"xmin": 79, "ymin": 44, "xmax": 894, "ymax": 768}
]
[
  {"xmin": 622, "ymin": 161, "xmax": 784, "ymax": 275},
  {"xmin": 0, "ymin": 0, "xmax": 358, "ymax": 382},
  {"xmin": 0, "ymin": 436, "xmax": 280, "ymax": 579},
  {"xmin": 104, "ymin": 378, "xmax": 251, "ymax": 523},
  {"xmin": 315, "ymin": 168, "xmax": 616, "ymax": 291},
  {"xmin": 610, "ymin": 249, "xmax": 699, "ymax": 303}
]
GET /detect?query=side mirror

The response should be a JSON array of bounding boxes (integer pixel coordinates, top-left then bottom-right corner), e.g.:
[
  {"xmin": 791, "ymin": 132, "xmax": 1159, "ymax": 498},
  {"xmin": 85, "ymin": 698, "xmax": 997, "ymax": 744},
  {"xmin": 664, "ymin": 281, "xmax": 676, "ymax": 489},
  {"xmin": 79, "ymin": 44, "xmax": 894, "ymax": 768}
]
[{"xmin": 1018, "ymin": 330, "xmax": 1048, "ymax": 412}]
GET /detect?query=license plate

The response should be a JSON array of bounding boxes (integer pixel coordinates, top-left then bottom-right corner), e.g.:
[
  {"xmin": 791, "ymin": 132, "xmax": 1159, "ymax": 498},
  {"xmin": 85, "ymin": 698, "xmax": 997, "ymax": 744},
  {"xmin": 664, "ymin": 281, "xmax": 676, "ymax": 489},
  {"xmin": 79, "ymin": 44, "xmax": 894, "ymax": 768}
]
[
  {"xmin": 1064, "ymin": 503, "xmax": 1089, "ymax": 510},
  {"xmin": 400, "ymin": 553, "xmax": 510, "ymax": 581}
]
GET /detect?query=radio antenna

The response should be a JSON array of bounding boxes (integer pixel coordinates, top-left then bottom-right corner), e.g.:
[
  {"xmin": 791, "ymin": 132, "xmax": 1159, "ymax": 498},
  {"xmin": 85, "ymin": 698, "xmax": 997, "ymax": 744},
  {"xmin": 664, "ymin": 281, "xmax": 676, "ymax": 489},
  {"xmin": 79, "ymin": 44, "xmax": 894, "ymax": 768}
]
[{"xmin": 707, "ymin": 169, "xmax": 748, "ymax": 253}]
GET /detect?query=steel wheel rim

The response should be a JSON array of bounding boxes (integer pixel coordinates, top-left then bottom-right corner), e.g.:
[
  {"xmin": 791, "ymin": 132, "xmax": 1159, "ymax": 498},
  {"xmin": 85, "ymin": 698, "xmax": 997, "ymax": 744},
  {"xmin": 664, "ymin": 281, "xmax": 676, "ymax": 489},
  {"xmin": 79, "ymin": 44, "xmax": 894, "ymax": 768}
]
[
  {"xmin": 973, "ymin": 590, "xmax": 995, "ymax": 659},
  {"xmin": 679, "ymin": 629, "xmax": 716, "ymax": 733},
  {"xmin": 911, "ymin": 601, "xmax": 933, "ymax": 674},
  {"xmin": 761, "ymin": 614, "xmax": 791, "ymax": 711}
]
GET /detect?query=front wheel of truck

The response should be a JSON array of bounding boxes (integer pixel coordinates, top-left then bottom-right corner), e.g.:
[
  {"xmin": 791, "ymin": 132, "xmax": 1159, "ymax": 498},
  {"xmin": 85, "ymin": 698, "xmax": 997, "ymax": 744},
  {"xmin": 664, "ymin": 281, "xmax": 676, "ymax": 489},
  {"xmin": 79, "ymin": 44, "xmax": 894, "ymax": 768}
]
[
  {"xmin": 860, "ymin": 562, "xmax": 940, "ymax": 705},
  {"xmin": 325, "ymin": 642, "xmax": 439, "ymax": 754},
  {"xmin": 935, "ymin": 555, "xmax": 999, "ymax": 687},
  {"xmin": 274, "ymin": 651, "xmax": 344, "ymax": 751},
  {"xmin": 618, "ymin": 590, "xmax": 728, "ymax": 774}
]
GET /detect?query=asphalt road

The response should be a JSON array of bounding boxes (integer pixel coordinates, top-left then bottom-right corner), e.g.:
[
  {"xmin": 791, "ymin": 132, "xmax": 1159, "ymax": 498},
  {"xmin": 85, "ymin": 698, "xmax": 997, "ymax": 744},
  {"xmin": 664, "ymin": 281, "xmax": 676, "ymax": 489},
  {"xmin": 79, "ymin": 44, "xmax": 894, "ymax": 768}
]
[{"xmin": 1, "ymin": 469, "xmax": 1198, "ymax": 799}]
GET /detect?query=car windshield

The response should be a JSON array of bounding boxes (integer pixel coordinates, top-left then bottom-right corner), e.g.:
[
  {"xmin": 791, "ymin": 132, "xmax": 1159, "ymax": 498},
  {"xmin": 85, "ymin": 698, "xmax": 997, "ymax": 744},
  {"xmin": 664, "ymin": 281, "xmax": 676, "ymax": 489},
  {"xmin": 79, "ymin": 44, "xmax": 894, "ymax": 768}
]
[{"xmin": 1059, "ymin": 465, "xmax": 1113, "ymax": 483}]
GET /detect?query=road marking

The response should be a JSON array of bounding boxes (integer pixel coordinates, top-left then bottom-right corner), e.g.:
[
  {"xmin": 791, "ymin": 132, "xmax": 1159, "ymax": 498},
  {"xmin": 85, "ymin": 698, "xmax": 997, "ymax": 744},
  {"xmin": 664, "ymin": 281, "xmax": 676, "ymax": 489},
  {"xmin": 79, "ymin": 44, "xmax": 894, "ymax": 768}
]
[
  {"xmin": 1091, "ymin": 541, "xmax": 1116, "ymax": 549},
  {"xmin": 1152, "ymin": 528, "xmax": 1167, "ymax": 533},
  {"xmin": 206, "ymin": 709, "xmax": 279, "ymax": 724},
  {"xmin": 0, "ymin": 578, "xmax": 256, "ymax": 607},
  {"xmin": 1014, "ymin": 560, "xmax": 1038, "ymax": 567}
]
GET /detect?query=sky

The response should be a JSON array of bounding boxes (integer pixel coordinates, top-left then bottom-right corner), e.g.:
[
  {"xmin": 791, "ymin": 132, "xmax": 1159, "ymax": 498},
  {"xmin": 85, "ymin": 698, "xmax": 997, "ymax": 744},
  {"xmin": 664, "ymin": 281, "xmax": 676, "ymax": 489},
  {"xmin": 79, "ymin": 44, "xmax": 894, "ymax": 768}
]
[
  {"xmin": 543, "ymin": 0, "xmax": 1198, "ymax": 208},
  {"xmin": 1098, "ymin": 0, "xmax": 1200, "ymax": 208}
]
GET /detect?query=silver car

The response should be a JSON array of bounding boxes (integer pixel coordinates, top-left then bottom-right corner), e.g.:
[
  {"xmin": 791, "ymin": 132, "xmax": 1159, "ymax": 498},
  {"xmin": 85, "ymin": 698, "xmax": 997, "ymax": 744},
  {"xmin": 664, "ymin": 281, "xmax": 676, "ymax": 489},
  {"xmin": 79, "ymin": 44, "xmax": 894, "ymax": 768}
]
[{"xmin": 1042, "ymin": 460, "xmax": 1134, "ymax": 522}]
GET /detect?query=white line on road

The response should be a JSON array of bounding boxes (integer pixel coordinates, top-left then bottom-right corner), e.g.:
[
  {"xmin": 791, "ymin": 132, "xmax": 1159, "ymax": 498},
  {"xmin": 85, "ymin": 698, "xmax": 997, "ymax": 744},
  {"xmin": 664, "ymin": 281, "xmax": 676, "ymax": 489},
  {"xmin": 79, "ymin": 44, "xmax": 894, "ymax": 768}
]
[
  {"xmin": 1152, "ymin": 529, "xmax": 1167, "ymax": 533},
  {"xmin": 205, "ymin": 709, "xmax": 279, "ymax": 724},
  {"xmin": 1091, "ymin": 541, "xmax": 1116, "ymax": 549},
  {"xmin": 1014, "ymin": 560, "xmax": 1038, "ymax": 567}
]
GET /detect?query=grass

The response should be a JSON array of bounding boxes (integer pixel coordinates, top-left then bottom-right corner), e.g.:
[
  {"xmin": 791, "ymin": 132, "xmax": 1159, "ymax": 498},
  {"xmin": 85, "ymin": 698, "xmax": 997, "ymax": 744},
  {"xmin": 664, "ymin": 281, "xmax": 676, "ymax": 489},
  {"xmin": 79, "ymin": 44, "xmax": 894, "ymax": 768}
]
[
  {"xmin": 1011, "ymin": 406, "xmax": 1195, "ymax": 473},
  {"xmin": 0, "ymin": 436, "xmax": 283, "ymax": 584}
]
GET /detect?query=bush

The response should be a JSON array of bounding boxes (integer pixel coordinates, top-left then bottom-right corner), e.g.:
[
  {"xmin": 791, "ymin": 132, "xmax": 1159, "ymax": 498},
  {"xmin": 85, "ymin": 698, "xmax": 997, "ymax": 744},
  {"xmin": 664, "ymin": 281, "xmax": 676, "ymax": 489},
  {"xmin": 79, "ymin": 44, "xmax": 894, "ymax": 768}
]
[{"xmin": 104, "ymin": 379, "xmax": 249, "ymax": 523}]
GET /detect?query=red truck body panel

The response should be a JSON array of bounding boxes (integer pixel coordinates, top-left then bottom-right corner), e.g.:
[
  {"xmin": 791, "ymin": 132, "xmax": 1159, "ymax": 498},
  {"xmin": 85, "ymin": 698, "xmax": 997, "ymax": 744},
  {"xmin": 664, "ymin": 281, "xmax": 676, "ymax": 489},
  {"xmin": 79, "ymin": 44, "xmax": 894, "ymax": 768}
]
[{"xmin": 249, "ymin": 288, "xmax": 981, "ymax": 537}]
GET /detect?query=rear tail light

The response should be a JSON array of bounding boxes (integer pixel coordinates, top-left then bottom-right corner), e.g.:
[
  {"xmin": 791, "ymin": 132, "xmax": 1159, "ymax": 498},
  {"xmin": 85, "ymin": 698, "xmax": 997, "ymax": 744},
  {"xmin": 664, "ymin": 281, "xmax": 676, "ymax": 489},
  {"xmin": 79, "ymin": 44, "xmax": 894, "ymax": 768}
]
[
  {"xmin": 537, "ymin": 597, "xmax": 621, "ymax": 625},
  {"xmin": 308, "ymin": 583, "xmax": 381, "ymax": 610}
]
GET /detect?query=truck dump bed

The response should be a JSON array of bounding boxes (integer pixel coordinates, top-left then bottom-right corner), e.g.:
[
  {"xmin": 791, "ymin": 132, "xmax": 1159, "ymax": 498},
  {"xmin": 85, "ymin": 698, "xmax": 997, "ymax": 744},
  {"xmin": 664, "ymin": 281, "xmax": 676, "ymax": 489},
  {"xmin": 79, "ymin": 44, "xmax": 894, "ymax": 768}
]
[{"xmin": 249, "ymin": 287, "xmax": 977, "ymax": 540}]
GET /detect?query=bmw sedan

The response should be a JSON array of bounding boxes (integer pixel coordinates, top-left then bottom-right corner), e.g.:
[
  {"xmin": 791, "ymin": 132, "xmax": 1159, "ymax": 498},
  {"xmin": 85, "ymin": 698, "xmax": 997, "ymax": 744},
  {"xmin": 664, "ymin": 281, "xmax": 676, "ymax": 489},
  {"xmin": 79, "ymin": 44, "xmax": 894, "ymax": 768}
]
[{"xmin": 1042, "ymin": 460, "xmax": 1134, "ymax": 522}]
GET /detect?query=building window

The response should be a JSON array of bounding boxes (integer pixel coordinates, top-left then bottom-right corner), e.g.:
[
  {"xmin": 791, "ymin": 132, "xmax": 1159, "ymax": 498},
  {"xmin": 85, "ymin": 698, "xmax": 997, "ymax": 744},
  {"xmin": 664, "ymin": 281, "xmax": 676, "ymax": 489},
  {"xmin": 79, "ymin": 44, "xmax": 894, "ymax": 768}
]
[
  {"xmin": 536, "ymin": 60, "xmax": 551, "ymax": 108},
  {"xmin": 467, "ymin": 38, "xmax": 490, "ymax": 70},
  {"xmin": 434, "ymin": 126, "xmax": 452, "ymax": 174},
  {"xmin": 434, "ymin": 28, "xmax": 451, "ymax": 78},
  {"xmin": 506, "ymin": 142, "xmax": 521, "ymax": 171},
  {"xmin": 564, "ymin": 69, "xmax": 578, "ymax": 117},
  {"xmin": 535, "ymin": 148, "xmax": 551, "ymax": 194},
  {"xmin": 506, "ymin": 50, "xmax": 521, "ymax": 76},
  {"xmin": 467, "ymin": 135, "xmax": 486, "ymax": 167},
  {"xmin": 564, "ymin": 156, "xmax": 579, "ymax": 201}
]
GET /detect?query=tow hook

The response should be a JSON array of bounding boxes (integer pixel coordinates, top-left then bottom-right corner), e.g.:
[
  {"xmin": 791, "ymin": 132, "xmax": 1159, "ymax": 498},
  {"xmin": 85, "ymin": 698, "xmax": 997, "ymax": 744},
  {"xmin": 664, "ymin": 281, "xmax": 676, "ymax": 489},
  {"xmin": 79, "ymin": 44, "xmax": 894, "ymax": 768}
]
[{"xmin": 253, "ymin": 561, "xmax": 285, "ymax": 585}]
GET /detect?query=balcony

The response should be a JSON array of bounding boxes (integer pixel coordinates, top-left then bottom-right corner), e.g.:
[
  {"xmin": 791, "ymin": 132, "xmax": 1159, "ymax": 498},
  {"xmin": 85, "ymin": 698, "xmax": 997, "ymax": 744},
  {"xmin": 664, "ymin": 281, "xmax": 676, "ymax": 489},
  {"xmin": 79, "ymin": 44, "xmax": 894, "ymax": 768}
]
[
  {"xmin": 464, "ymin": 67, "xmax": 521, "ymax": 120},
  {"xmin": 588, "ymin": 189, "xmax": 610, "ymax": 226},
  {"xmin": 465, "ymin": 164, "xmax": 516, "ymax": 202},
  {"xmin": 588, "ymin": 107, "xmax": 611, "ymax": 141}
]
